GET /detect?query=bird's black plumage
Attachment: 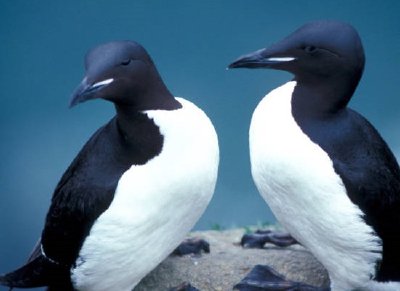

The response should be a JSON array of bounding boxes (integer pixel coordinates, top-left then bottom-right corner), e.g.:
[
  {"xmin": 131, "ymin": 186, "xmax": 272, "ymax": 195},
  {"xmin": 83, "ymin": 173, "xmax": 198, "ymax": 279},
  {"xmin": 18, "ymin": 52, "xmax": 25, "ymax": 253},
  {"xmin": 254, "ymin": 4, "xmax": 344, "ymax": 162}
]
[
  {"xmin": 287, "ymin": 23, "xmax": 400, "ymax": 281},
  {"xmin": 229, "ymin": 20, "xmax": 400, "ymax": 286},
  {"xmin": 293, "ymin": 101, "xmax": 400, "ymax": 281},
  {"xmin": 0, "ymin": 40, "xmax": 181, "ymax": 289},
  {"xmin": 42, "ymin": 113, "xmax": 163, "ymax": 272}
]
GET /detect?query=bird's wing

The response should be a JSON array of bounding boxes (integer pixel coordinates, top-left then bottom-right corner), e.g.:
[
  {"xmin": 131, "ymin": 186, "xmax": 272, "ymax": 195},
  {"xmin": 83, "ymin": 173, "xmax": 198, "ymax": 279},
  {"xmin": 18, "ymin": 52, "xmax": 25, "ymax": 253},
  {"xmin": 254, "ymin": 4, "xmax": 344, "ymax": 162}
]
[
  {"xmin": 41, "ymin": 119, "xmax": 125, "ymax": 266},
  {"xmin": 330, "ymin": 110, "xmax": 400, "ymax": 279},
  {"xmin": 330, "ymin": 110, "xmax": 400, "ymax": 233},
  {"xmin": 1, "ymin": 118, "xmax": 134, "ymax": 288},
  {"xmin": 299, "ymin": 108, "xmax": 400, "ymax": 233}
]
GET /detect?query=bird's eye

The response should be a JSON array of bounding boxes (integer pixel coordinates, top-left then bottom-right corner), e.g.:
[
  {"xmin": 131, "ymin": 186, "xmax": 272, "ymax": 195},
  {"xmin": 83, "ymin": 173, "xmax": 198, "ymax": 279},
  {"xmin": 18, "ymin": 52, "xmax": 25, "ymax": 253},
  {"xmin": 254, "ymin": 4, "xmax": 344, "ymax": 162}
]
[
  {"xmin": 303, "ymin": 46, "xmax": 317, "ymax": 53},
  {"xmin": 121, "ymin": 59, "xmax": 132, "ymax": 66}
]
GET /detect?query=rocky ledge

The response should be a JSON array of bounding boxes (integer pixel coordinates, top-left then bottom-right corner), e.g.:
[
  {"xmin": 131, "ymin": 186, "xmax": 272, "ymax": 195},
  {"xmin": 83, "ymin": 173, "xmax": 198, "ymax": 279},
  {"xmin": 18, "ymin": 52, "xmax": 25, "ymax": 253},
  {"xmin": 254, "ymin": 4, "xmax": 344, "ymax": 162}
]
[{"xmin": 136, "ymin": 228, "xmax": 329, "ymax": 290}]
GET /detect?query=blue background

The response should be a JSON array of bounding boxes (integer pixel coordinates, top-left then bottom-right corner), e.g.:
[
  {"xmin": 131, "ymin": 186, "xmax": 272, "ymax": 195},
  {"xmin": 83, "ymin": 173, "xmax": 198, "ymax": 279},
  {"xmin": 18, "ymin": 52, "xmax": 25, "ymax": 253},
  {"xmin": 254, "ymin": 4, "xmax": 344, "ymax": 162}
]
[{"xmin": 1, "ymin": 1, "xmax": 399, "ymax": 289}]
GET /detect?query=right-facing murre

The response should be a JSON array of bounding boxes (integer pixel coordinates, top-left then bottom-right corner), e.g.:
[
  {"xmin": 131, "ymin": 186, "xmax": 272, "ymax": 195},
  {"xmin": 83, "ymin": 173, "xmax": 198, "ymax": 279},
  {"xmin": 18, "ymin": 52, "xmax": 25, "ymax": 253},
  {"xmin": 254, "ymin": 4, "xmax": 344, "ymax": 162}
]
[
  {"xmin": 0, "ymin": 41, "xmax": 219, "ymax": 291},
  {"xmin": 229, "ymin": 21, "xmax": 400, "ymax": 290}
]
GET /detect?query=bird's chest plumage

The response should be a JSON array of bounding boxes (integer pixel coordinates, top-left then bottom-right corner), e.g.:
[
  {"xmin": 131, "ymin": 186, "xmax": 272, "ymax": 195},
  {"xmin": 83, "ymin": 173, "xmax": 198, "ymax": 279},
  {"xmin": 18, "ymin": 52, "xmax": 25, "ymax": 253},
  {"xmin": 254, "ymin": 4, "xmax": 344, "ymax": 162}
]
[
  {"xmin": 71, "ymin": 98, "xmax": 219, "ymax": 291},
  {"xmin": 249, "ymin": 81, "xmax": 344, "ymax": 221},
  {"xmin": 249, "ymin": 81, "xmax": 381, "ymax": 290}
]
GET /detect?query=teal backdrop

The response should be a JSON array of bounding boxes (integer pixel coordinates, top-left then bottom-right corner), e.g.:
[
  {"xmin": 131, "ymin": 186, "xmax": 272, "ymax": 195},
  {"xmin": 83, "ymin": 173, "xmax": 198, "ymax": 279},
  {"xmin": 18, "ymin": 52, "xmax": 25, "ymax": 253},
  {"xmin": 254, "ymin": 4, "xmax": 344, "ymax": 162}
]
[{"xmin": 0, "ymin": 1, "xmax": 399, "ymax": 289}]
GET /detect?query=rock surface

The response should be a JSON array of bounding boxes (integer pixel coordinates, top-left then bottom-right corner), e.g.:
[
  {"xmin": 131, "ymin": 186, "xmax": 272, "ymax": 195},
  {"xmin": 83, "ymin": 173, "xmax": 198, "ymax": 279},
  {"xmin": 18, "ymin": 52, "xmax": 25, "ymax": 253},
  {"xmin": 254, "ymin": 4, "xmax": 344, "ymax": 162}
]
[{"xmin": 135, "ymin": 228, "xmax": 330, "ymax": 290}]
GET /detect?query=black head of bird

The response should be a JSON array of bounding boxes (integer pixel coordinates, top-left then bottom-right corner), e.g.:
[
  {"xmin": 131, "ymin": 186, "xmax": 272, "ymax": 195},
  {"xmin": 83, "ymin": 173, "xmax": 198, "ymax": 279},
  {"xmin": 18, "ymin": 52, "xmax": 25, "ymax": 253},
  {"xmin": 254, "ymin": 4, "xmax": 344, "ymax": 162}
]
[
  {"xmin": 70, "ymin": 41, "xmax": 175, "ymax": 111},
  {"xmin": 229, "ymin": 20, "xmax": 366, "ymax": 112}
]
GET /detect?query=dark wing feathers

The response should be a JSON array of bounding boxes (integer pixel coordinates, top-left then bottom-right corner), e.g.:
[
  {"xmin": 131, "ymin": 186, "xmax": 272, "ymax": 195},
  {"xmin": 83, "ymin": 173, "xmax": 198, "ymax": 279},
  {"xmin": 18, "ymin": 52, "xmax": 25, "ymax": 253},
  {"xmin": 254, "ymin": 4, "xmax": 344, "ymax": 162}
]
[
  {"xmin": 328, "ymin": 110, "xmax": 400, "ymax": 230},
  {"xmin": 1, "ymin": 113, "xmax": 163, "ymax": 288},
  {"xmin": 0, "ymin": 121, "xmax": 119, "ymax": 288},
  {"xmin": 331, "ymin": 110, "xmax": 400, "ymax": 281},
  {"xmin": 41, "ymin": 120, "xmax": 119, "ymax": 267},
  {"xmin": 0, "ymin": 255, "xmax": 72, "ymax": 289},
  {"xmin": 297, "ymin": 108, "xmax": 400, "ymax": 280},
  {"xmin": 40, "ymin": 113, "xmax": 163, "ymax": 266}
]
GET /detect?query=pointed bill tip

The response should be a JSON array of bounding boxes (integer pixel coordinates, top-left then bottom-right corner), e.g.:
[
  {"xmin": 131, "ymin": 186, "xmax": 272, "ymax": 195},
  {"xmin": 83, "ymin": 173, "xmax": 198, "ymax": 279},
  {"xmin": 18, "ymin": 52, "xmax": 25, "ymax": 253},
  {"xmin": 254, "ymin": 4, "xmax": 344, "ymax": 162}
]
[
  {"xmin": 69, "ymin": 95, "xmax": 81, "ymax": 108},
  {"xmin": 227, "ymin": 61, "xmax": 242, "ymax": 69}
]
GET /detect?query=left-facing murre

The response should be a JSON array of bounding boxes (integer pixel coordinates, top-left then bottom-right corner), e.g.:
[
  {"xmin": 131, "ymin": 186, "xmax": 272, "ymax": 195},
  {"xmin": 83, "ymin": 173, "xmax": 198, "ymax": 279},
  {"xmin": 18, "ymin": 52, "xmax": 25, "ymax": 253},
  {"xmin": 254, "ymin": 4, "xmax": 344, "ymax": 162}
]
[
  {"xmin": 0, "ymin": 41, "xmax": 219, "ymax": 291},
  {"xmin": 229, "ymin": 21, "xmax": 400, "ymax": 291}
]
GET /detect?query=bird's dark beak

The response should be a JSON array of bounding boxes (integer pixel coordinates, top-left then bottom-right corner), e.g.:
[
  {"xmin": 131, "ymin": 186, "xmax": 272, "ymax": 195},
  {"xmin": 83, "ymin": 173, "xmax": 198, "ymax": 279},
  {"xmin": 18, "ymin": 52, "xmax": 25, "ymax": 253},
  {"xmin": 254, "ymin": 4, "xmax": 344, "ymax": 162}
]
[
  {"xmin": 69, "ymin": 77, "xmax": 114, "ymax": 108},
  {"xmin": 228, "ymin": 46, "xmax": 296, "ymax": 69}
]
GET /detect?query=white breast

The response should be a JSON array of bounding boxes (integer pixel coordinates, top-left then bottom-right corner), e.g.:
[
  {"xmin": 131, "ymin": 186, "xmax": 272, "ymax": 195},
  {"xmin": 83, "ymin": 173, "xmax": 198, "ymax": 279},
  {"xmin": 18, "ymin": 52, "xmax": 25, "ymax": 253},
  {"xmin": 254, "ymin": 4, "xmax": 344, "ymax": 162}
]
[
  {"xmin": 250, "ymin": 81, "xmax": 382, "ymax": 291},
  {"xmin": 71, "ymin": 98, "xmax": 219, "ymax": 291}
]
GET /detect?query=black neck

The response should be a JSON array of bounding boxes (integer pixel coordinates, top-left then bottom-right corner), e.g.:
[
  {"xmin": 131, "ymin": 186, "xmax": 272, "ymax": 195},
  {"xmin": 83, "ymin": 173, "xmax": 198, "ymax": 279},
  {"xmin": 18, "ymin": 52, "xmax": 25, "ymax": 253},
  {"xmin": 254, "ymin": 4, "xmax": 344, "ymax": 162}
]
[
  {"xmin": 292, "ymin": 73, "xmax": 359, "ymax": 120},
  {"xmin": 133, "ymin": 71, "xmax": 182, "ymax": 111},
  {"xmin": 115, "ymin": 105, "xmax": 155, "ymax": 138},
  {"xmin": 114, "ymin": 105, "xmax": 163, "ymax": 164}
]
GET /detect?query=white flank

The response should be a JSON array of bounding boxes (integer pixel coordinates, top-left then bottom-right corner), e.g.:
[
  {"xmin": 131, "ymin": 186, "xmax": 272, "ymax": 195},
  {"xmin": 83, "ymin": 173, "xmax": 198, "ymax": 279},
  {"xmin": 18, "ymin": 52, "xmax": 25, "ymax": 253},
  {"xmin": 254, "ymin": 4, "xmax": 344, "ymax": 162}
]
[
  {"xmin": 267, "ymin": 57, "xmax": 295, "ymax": 62},
  {"xmin": 91, "ymin": 78, "xmax": 114, "ymax": 88},
  {"xmin": 71, "ymin": 98, "xmax": 219, "ymax": 291},
  {"xmin": 249, "ymin": 81, "xmax": 383, "ymax": 291}
]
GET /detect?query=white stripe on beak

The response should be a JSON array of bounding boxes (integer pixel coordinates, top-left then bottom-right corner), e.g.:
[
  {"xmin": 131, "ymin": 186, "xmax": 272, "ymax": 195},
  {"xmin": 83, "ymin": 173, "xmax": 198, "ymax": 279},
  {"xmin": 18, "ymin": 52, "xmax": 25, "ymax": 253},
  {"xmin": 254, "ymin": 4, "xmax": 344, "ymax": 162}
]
[
  {"xmin": 267, "ymin": 57, "xmax": 296, "ymax": 62},
  {"xmin": 92, "ymin": 78, "xmax": 114, "ymax": 88}
]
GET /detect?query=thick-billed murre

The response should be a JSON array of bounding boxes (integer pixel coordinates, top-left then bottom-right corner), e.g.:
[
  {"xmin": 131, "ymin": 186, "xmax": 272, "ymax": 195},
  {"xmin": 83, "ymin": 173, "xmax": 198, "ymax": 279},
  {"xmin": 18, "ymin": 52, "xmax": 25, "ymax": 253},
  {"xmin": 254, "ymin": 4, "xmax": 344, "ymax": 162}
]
[
  {"xmin": 229, "ymin": 21, "xmax": 400, "ymax": 291},
  {"xmin": 0, "ymin": 41, "xmax": 219, "ymax": 291}
]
